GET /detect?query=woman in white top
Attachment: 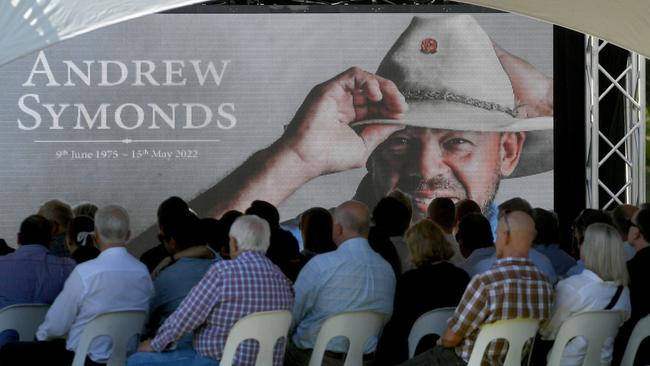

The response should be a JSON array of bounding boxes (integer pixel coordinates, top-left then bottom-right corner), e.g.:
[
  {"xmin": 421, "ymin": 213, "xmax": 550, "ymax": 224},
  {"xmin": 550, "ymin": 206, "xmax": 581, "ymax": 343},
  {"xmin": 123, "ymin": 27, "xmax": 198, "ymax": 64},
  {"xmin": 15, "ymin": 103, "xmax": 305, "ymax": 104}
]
[{"xmin": 540, "ymin": 223, "xmax": 631, "ymax": 366}]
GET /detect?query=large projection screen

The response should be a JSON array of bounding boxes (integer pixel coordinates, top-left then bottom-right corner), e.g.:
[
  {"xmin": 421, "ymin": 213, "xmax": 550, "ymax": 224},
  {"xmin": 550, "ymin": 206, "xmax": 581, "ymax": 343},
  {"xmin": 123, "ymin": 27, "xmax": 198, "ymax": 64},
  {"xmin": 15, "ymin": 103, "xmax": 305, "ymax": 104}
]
[{"xmin": 0, "ymin": 9, "xmax": 553, "ymax": 253}]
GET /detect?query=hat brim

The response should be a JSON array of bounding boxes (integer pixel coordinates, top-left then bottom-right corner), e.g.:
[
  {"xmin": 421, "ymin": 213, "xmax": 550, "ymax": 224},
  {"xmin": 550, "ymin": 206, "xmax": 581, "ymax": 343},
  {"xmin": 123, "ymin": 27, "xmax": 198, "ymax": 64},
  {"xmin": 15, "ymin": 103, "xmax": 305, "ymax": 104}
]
[{"xmin": 353, "ymin": 100, "xmax": 553, "ymax": 178}]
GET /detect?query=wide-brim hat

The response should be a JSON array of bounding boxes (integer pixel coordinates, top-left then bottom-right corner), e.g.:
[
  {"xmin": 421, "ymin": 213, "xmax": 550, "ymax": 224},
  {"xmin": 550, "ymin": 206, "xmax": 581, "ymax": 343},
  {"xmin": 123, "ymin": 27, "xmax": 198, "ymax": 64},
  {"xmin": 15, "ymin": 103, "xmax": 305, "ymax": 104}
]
[{"xmin": 358, "ymin": 15, "xmax": 552, "ymax": 178}]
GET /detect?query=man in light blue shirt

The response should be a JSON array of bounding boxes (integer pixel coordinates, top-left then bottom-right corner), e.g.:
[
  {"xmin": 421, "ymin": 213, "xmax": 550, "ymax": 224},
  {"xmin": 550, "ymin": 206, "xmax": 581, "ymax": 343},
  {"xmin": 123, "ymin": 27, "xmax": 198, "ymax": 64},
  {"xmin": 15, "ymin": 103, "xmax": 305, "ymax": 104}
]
[{"xmin": 286, "ymin": 201, "xmax": 396, "ymax": 366}]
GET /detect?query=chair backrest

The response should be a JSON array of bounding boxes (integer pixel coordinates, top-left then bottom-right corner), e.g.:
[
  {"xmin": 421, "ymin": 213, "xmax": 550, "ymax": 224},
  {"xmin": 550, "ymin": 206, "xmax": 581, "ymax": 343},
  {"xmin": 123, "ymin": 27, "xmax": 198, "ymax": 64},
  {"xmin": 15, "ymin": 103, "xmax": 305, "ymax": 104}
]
[
  {"xmin": 0, "ymin": 304, "xmax": 50, "ymax": 341},
  {"xmin": 467, "ymin": 318, "xmax": 540, "ymax": 366},
  {"xmin": 308, "ymin": 311, "xmax": 386, "ymax": 366},
  {"xmin": 220, "ymin": 310, "xmax": 292, "ymax": 366},
  {"xmin": 546, "ymin": 310, "xmax": 624, "ymax": 366},
  {"xmin": 619, "ymin": 314, "xmax": 650, "ymax": 366},
  {"xmin": 72, "ymin": 310, "xmax": 147, "ymax": 366},
  {"xmin": 407, "ymin": 307, "xmax": 455, "ymax": 358}
]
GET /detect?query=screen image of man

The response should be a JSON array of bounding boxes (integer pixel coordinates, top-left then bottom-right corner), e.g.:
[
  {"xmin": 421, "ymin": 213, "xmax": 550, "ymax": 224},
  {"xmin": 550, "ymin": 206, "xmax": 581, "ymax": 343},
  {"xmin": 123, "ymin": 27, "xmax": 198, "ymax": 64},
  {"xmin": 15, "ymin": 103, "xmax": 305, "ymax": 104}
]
[{"xmin": 192, "ymin": 14, "xmax": 553, "ymax": 227}]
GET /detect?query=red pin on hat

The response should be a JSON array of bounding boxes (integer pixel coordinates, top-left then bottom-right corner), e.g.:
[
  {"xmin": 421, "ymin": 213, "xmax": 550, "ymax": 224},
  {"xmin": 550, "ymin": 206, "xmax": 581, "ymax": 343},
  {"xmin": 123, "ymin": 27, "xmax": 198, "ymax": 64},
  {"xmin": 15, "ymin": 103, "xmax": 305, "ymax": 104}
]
[{"xmin": 420, "ymin": 38, "xmax": 438, "ymax": 54}]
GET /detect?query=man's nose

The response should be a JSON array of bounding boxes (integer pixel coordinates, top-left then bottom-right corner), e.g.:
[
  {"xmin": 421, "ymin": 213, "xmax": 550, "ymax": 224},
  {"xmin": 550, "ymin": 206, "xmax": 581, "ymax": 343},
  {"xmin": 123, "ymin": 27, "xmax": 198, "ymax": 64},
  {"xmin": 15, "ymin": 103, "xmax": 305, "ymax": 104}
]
[{"xmin": 416, "ymin": 139, "xmax": 451, "ymax": 179}]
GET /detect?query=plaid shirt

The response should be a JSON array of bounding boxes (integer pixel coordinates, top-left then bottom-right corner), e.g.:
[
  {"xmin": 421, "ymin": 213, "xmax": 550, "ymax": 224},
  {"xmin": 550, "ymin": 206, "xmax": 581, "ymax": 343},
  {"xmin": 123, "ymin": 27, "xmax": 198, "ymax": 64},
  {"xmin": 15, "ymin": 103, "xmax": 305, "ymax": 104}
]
[
  {"xmin": 151, "ymin": 251, "xmax": 295, "ymax": 365},
  {"xmin": 449, "ymin": 257, "xmax": 553, "ymax": 365}
]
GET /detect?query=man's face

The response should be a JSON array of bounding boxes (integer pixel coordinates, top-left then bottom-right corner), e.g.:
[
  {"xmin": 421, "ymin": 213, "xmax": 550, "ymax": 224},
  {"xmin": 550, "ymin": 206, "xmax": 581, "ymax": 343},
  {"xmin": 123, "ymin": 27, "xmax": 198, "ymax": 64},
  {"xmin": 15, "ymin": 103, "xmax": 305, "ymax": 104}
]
[{"xmin": 367, "ymin": 126, "xmax": 525, "ymax": 220}]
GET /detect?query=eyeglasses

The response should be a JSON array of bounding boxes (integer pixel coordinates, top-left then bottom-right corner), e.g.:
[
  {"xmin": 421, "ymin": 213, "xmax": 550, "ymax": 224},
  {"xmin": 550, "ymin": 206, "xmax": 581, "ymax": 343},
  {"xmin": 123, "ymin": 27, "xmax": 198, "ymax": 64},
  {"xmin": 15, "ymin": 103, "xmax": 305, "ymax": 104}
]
[{"xmin": 502, "ymin": 209, "xmax": 512, "ymax": 235}]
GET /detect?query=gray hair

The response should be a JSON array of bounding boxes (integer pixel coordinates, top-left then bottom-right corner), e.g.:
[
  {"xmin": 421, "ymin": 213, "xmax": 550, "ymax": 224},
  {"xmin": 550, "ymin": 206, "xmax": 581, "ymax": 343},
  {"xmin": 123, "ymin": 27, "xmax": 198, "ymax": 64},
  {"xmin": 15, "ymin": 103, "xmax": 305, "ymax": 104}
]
[
  {"xmin": 38, "ymin": 199, "xmax": 73, "ymax": 228},
  {"xmin": 333, "ymin": 201, "xmax": 371, "ymax": 236},
  {"xmin": 94, "ymin": 205, "xmax": 130, "ymax": 244},
  {"xmin": 229, "ymin": 215, "xmax": 270, "ymax": 252},
  {"xmin": 583, "ymin": 223, "xmax": 629, "ymax": 286}
]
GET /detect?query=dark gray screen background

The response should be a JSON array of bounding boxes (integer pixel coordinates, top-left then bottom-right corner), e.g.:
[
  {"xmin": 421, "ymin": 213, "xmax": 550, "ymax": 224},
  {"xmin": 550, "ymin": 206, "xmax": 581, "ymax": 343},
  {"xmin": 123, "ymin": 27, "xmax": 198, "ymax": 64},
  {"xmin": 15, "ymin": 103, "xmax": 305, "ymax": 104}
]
[{"xmin": 0, "ymin": 13, "xmax": 552, "ymax": 252}]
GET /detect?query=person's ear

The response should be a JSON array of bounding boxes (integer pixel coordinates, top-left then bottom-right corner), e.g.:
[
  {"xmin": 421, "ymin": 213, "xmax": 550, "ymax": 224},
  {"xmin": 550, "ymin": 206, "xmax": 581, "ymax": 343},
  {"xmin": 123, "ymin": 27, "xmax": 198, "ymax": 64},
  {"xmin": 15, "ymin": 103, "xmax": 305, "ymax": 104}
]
[
  {"xmin": 499, "ymin": 132, "xmax": 526, "ymax": 177},
  {"xmin": 125, "ymin": 230, "xmax": 131, "ymax": 242}
]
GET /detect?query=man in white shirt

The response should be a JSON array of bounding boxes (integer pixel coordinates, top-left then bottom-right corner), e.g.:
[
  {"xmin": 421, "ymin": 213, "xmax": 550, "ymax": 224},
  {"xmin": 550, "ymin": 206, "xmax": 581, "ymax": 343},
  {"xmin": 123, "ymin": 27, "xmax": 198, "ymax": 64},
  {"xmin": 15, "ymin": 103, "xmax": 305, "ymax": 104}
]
[{"xmin": 0, "ymin": 205, "xmax": 154, "ymax": 366}]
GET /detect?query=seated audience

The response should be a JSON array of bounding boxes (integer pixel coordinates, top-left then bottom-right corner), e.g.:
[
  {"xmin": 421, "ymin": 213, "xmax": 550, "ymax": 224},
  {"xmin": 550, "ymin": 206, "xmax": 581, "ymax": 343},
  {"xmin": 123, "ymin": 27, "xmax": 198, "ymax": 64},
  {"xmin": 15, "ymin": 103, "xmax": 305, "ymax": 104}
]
[
  {"xmin": 539, "ymin": 223, "xmax": 630, "ymax": 366},
  {"xmin": 140, "ymin": 196, "xmax": 192, "ymax": 273},
  {"xmin": 565, "ymin": 208, "xmax": 614, "ymax": 277},
  {"xmin": 246, "ymin": 200, "xmax": 302, "ymax": 282},
  {"xmin": 0, "ymin": 205, "xmax": 153, "ymax": 366},
  {"xmin": 145, "ymin": 212, "xmax": 215, "ymax": 351},
  {"xmin": 613, "ymin": 207, "xmax": 650, "ymax": 365},
  {"xmin": 532, "ymin": 208, "xmax": 576, "ymax": 277},
  {"xmin": 38, "ymin": 199, "xmax": 74, "ymax": 257},
  {"xmin": 216, "ymin": 210, "xmax": 243, "ymax": 259},
  {"xmin": 369, "ymin": 196, "xmax": 411, "ymax": 275},
  {"xmin": 0, "ymin": 215, "xmax": 76, "ymax": 349},
  {"xmin": 73, "ymin": 202, "xmax": 98, "ymax": 219},
  {"xmin": 611, "ymin": 204, "xmax": 639, "ymax": 260},
  {"xmin": 286, "ymin": 201, "xmax": 396, "ymax": 366},
  {"xmin": 299, "ymin": 207, "xmax": 336, "ymax": 261},
  {"xmin": 199, "ymin": 218, "xmax": 224, "ymax": 258},
  {"xmin": 66, "ymin": 216, "xmax": 100, "ymax": 264},
  {"xmin": 427, "ymin": 197, "xmax": 464, "ymax": 264},
  {"xmin": 456, "ymin": 213, "xmax": 495, "ymax": 276},
  {"xmin": 402, "ymin": 211, "xmax": 553, "ymax": 366},
  {"xmin": 129, "ymin": 215, "xmax": 294, "ymax": 366},
  {"xmin": 454, "ymin": 199, "xmax": 481, "ymax": 233},
  {"xmin": 375, "ymin": 219, "xmax": 470, "ymax": 365}
]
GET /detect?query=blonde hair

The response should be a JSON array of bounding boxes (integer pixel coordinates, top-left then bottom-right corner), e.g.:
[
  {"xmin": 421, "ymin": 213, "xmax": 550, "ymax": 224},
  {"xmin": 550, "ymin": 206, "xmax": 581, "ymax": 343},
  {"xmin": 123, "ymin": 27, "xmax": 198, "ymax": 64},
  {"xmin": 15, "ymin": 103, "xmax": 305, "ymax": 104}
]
[
  {"xmin": 405, "ymin": 219, "xmax": 454, "ymax": 267},
  {"xmin": 583, "ymin": 223, "xmax": 629, "ymax": 286}
]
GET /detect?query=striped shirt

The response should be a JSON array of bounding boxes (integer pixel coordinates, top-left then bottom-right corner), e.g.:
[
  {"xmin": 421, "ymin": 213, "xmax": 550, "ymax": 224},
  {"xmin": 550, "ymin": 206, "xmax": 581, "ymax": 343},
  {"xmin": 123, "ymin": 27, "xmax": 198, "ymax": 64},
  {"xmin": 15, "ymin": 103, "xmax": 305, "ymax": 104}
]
[
  {"xmin": 449, "ymin": 257, "xmax": 553, "ymax": 365},
  {"xmin": 151, "ymin": 251, "xmax": 294, "ymax": 366}
]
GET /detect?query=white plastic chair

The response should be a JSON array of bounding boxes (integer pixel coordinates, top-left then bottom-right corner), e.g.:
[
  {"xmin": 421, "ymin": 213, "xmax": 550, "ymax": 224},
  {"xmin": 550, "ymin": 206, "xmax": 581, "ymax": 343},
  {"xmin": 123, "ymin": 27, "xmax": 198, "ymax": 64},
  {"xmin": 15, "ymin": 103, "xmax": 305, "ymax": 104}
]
[
  {"xmin": 467, "ymin": 318, "xmax": 540, "ymax": 366},
  {"xmin": 308, "ymin": 311, "xmax": 386, "ymax": 366},
  {"xmin": 220, "ymin": 310, "xmax": 292, "ymax": 366},
  {"xmin": 407, "ymin": 307, "xmax": 455, "ymax": 358},
  {"xmin": 0, "ymin": 304, "xmax": 50, "ymax": 341},
  {"xmin": 546, "ymin": 310, "xmax": 624, "ymax": 366},
  {"xmin": 72, "ymin": 310, "xmax": 147, "ymax": 366},
  {"xmin": 619, "ymin": 314, "xmax": 650, "ymax": 366}
]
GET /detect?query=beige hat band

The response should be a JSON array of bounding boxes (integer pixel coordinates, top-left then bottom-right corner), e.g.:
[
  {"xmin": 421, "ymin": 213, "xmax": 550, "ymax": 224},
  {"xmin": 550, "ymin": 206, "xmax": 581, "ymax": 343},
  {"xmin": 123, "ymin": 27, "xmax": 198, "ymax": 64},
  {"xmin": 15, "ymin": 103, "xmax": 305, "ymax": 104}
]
[{"xmin": 401, "ymin": 89, "xmax": 516, "ymax": 117}]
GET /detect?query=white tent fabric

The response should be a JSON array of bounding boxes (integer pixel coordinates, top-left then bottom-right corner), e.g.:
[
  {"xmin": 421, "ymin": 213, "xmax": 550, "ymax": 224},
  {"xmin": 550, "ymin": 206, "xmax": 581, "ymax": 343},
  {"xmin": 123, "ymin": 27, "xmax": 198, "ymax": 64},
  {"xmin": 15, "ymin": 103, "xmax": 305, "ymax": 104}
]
[
  {"xmin": 0, "ymin": 0, "xmax": 205, "ymax": 66},
  {"xmin": 459, "ymin": 0, "xmax": 650, "ymax": 59}
]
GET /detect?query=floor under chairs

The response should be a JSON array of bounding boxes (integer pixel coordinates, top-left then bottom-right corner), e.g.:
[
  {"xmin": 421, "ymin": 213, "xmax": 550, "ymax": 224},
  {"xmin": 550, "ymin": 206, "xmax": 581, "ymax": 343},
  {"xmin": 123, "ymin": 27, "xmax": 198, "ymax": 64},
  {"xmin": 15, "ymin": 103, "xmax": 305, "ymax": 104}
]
[{"xmin": 0, "ymin": 304, "xmax": 50, "ymax": 342}]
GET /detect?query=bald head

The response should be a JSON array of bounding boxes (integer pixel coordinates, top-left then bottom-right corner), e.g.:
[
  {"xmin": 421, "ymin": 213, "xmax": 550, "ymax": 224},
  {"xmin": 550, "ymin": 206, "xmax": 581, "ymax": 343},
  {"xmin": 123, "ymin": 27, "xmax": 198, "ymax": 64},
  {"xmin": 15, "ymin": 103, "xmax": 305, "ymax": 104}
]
[
  {"xmin": 495, "ymin": 210, "xmax": 536, "ymax": 258},
  {"xmin": 333, "ymin": 201, "xmax": 370, "ymax": 245}
]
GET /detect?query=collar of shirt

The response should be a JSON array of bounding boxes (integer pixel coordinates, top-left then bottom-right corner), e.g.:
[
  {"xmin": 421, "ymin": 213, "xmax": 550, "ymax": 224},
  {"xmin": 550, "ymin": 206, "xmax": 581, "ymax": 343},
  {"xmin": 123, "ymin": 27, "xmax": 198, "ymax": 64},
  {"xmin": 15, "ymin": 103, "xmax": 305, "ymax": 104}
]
[
  {"xmin": 493, "ymin": 256, "xmax": 535, "ymax": 268},
  {"xmin": 96, "ymin": 246, "xmax": 128, "ymax": 258},
  {"xmin": 234, "ymin": 250, "xmax": 267, "ymax": 262},
  {"xmin": 336, "ymin": 237, "xmax": 369, "ymax": 252}
]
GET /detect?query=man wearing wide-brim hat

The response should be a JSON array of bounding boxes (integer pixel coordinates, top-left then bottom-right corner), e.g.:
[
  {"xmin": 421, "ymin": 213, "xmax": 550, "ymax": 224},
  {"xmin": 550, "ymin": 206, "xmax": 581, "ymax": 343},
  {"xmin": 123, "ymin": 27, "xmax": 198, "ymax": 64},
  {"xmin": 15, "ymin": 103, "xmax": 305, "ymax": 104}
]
[{"xmin": 201, "ymin": 14, "xmax": 553, "ymax": 233}]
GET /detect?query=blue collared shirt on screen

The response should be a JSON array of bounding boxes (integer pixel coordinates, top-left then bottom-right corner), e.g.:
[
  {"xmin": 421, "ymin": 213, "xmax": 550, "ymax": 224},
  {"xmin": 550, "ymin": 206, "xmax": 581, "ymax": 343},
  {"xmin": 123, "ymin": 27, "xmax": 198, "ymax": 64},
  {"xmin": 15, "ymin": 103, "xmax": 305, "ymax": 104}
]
[
  {"xmin": 291, "ymin": 237, "xmax": 396, "ymax": 353},
  {"xmin": 473, "ymin": 247, "xmax": 558, "ymax": 284}
]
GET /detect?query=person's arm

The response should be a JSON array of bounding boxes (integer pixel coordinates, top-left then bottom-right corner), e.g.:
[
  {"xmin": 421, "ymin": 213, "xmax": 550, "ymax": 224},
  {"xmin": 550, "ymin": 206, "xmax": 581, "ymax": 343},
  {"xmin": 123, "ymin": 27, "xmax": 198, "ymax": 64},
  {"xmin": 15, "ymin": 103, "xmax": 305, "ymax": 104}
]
[
  {"xmin": 539, "ymin": 279, "xmax": 575, "ymax": 340},
  {"xmin": 151, "ymin": 245, "xmax": 214, "ymax": 279},
  {"xmin": 36, "ymin": 270, "xmax": 84, "ymax": 340},
  {"xmin": 442, "ymin": 278, "xmax": 489, "ymax": 348},
  {"xmin": 440, "ymin": 328, "xmax": 464, "ymax": 348},
  {"xmin": 188, "ymin": 67, "xmax": 408, "ymax": 218},
  {"xmin": 146, "ymin": 266, "xmax": 222, "ymax": 352},
  {"xmin": 290, "ymin": 260, "xmax": 320, "ymax": 335}
]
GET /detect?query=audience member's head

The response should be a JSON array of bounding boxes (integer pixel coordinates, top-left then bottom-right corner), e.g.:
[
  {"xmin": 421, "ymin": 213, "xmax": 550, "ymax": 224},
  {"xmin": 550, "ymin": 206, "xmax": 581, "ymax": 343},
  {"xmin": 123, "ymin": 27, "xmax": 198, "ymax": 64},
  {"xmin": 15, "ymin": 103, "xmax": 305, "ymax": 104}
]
[
  {"xmin": 572, "ymin": 208, "xmax": 613, "ymax": 246},
  {"xmin": 333, "ymin": 200, "xmax": 370, "ymax": 245},
  {"xmin": 245, "ymin": 200, "xmax": 281, "ymax": 230},
  {"xmin": 405, "ymin": 219, "xmax": 454, "ymax": 267},
  {"xmin": 495, "ymin": 210, "xmax": 536, "ymax": 259},
  {"xmin": 532, "ymin": 208, "xmax": 560, "ymax": 245},
  {"xmin": 200, "ymin": 218, "xmax": 223, "ymax": 255},
  {"xmin": 157, "ymin": 196, "xmax": 191, "ymax": 233},
  {"xmin": 582, "ymin": 223, "xmax": 629, "ymax": 285},
  {"xmin": 94, "ymin": 205, "xmax": 130, "ymax": 248},
  {"xmin": 73, "ymin": 202, "xmax": 98, "ymax": 219},
  {"xmin": 427, "ymin": 197, "xmax": 455, "ymax": 234},
  {"xmin": 498, "ymin": 197, "xmax": 533, "ymax": 217},
  {"xmin": 229, "ymin": 215, "xmax": 271, "ymax": 258},
  {"xmin": 160, "ymin": 212, "xmax": 202, "ymax": 254},
  {"xmin": 218, "ymin": 210, "xmax": 243, "ymax": 258},
  {"xmin": 17, "ymin": 215, "xmax": 52, "ymax": 247},
  {"xmin": 387, "ymin": 189, "xmax": 413, "ymax": 224},
  {"xmin": 372, "ymin": 196, "xmax": 411, "ymax": 237},
  {"xmin": 629, "ymin": 207, "xmax": 650, "ymax": 250},
  {"xmin": 67, "ymin": 215, "xmax": 95, "ymax": 252},
  {"xmin": 455, "ymin": 199, "xmax": 481, "ymax": 227},
  {"xmin": 300, "ymin": 207, "xmax": 336, "ymax": 255},
  {"xmin": 611, "ymin": 204, "xmax": 639, "ymax": 241},
  {"xmin": 38, "ymin": 199, "xmax": 73, "ymax": 236},
  {"xmin": 456, "ymin": 213, "xmax": 493, "ymax": 257}
]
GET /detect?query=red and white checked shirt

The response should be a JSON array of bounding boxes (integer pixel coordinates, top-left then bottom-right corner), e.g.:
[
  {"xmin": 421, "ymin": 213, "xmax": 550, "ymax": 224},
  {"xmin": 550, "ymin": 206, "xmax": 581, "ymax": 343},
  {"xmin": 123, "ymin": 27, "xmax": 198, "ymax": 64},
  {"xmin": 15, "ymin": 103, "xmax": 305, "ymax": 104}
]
[
  {"xmin": 151, "ymin": 251, "xmax": 295, "ymax": 365},
  {"xmin": 448, "ymin": 257, "xmax": 553, "ymax": 365}
]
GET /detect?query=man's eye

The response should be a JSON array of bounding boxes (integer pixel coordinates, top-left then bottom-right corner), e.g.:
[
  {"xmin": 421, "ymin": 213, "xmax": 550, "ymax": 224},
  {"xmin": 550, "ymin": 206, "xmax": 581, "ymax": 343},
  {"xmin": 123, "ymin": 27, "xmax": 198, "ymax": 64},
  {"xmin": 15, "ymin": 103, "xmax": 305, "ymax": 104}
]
[{"xmin": 442, "ymin": 138, "xmax": 472, "ymax": 147}]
